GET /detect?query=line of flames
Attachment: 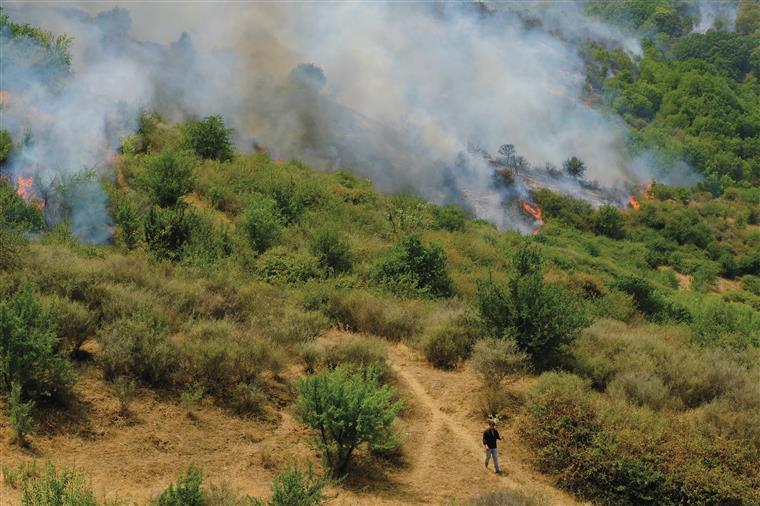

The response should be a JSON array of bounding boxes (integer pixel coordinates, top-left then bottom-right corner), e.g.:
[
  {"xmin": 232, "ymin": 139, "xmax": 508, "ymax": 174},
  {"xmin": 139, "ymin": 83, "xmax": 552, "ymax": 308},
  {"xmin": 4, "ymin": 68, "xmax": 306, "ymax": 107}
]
[{"xmin": 520, "ymin": 200, "xmax": 544, "ymax": 235}]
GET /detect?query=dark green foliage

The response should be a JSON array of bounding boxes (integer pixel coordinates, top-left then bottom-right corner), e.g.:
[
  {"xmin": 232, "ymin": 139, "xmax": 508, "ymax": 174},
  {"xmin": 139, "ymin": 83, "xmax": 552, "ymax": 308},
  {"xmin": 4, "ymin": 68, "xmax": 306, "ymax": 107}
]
[
  {"xmin": 0, "ymin": 180, "xmax": 45, "ymax": 231},
  {"xmin": 432, "ymin": 204, "xmax": 465, "ymax": 231},
  {"xmin": 690, "ymin": 299, "xmax": 760, "ymax": 348},
  {"xmin": 109, "ymin": 190, "xmax": 144, "ymax": 249},
  {"xmin": 8, "ymin": 381, "xmax": 35, "ymax": 446},
  {"xmin": 268, "ymin": 464, "xmax": 330, "ymax": 506},
  {"xmin": 296, "ymin": 366, "xmax": 402, "ymax": 477},
  {"xmin": 144, "ymin": 206, "xmax": 192, "ymax": 261},
  {"xmin": 662, "ymin": 209, "xmax": 712, "ymax": 248},
  {"xmin": 256, "ymin": 247, "xmax": 320, "ymax": 284},
  {"xmin": 137, "ymin": 149, "xmax": 197, "ymax": 207},
  {"xmin": 533, "ymin": 189, "xmax": 594, "ymax": 231},
  {"xmin": 563, "ymin": 156, "xmax": 586, "ymax": 178},
  {"xmin": 0, "ymin": 129, "xmax": 12, "ymax": 163},
  {"xmin": 0, "ymin": 285, "xmax": 74, "ymax": 402},
  {"xmin": 613, "ymin": 275, "xmax": 690, "ymax": 323},
  {"xmin": 156, "ymin": 466, "xmax": 204, "ymax": 506},
  {"xmin": 477, "ymin": 244, "xmax": 589, "ymax": 369},
  {"xmin": 240, "ymin": 198, "xmax": 283, "ymax": 254},
  {"xmin": 372, "ymin": 235, "xmax": 452, "ymax": 298},
  {"xmin": 182, "ymin": 115, "xmax": 234, "ymax": 162},
  {"xmin": 593, "ymin": 205, "xmax": 626, "ymax": 239},
  {"xmin": 309, "ymin": 227, "xmax": 352, "ymax": 275}
]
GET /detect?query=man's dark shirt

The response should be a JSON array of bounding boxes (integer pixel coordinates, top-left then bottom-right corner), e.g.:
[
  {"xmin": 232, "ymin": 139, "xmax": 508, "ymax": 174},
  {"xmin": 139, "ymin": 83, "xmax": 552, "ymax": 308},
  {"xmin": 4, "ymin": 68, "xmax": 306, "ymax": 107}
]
[{"xmin": 483, "ymin": 428, "xmax": 501, "ymax": 449}]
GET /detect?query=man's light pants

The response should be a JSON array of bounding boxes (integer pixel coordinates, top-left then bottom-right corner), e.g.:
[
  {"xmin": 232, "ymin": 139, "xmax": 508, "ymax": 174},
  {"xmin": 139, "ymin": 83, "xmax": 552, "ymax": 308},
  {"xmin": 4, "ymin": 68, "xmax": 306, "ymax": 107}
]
[{"xmin": 484, "ymin": 448, "xmax": 500, "ymax": 472}]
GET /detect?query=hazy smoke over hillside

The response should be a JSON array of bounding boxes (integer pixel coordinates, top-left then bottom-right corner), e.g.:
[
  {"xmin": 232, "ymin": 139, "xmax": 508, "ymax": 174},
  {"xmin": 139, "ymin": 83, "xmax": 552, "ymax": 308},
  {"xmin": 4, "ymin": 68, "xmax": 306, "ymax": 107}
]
[{"xmin": 4, "ymin": 2, "xmax": 672, "ymax": 237}]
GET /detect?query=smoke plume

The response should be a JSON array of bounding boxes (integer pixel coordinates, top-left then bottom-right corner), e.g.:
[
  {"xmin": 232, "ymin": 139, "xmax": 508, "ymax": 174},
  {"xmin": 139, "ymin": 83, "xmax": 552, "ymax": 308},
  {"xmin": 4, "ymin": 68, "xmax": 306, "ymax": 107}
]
[{"xmin": 3, "ymin": 2, "xmax": 674, "ymax": 238}]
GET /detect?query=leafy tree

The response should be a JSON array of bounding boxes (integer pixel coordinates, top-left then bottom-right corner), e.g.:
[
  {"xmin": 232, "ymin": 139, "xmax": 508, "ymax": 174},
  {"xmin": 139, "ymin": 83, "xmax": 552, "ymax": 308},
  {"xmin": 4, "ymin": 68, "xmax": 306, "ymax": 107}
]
[
  {"xmin": 0, "ymin": 285, "xmax": 74, "ymax": 402},
  {"xmin": 477, "ymin": 243, "xmax": 589, "ymax": 369},
  {"xmin": 137, "ymin": 149, "xmax": 196, "ymax": 207},
  {"xmin": 309, "ymin": 226, "xmax": 352, "ymax": 275},
  {"xmin": 267, "ymin": 464, "xmax": 331, "ymax": 506},
  {"xmin": 563, "ymin": 156, "xmax": 586, "ymax": 178},
  {"xmin": 593, "ymin": 205, "xmax": 626, "ymax": 239},
  {"xmin": 296, "ymin": 366, "xmax": 402, "ymax": 477},
  {"xmin": 0, "ymin": 180, "xmax": 45, "ymax": 231},
  {"xmin": 182, "ymin": 115, "xmax": 234, "ymax": 162},
  {"xmin": 372, "ymin": 235, "xmax": 452, "ymax": 298},
  {"xmin": 143, "ymin": 206, "xmax": 192, "ymax": 261},
  {"xmin": 240, "ymin": 197, "xmax": 283, "ymax": 254}
]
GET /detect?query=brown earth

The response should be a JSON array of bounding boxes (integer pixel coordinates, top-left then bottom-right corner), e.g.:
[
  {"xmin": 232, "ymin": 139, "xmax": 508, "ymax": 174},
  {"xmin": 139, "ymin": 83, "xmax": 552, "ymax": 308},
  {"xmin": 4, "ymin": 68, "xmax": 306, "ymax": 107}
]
[{"xmin": 0, "ymin": 333, "xmax": 584, "ymax": 505}]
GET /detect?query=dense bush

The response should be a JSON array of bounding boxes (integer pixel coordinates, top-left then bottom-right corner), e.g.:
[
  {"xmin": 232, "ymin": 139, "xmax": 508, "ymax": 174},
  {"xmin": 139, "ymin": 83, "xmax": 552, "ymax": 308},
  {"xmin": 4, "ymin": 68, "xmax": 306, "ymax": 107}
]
[
  {"xmin": 308, "ymin": 226, "xmax": 352, "ymax": 275},
  {"xmin": 690, "ymin": 299, "xmax": 760, "ymax": 348},
  {"xmin": 240, "ymin": 198, "xmax": 283, "ymax": 254},
  {"xmin": 21, "ymin": 463, "xmax": 98, "ymax": 506},
  {"xmin": 322, "ymin": 336, "xmax": 389, "ymax": 379},
  {"xmin": 372, "ymin": 235, "xmax": 452, "ymax": 298},
  {"xmin": 296, "ymin": 366, "xmax": 402, "ymax": 476},
  {"xmin": 256, "ymin": 247, "xmax": 320, "ymax": 284},
  {"xmin": 0, "ymin": 180, "xmax": 45, "ymax": 231},
  {"xmin": 613, "ymin": 275, "xmax": 689, "ymax": 323},
  {"xmin": 471, "ymin": 337, "xmax": 530, "ymax": 384},
  {"xmin": 0, "ymin": 129, "xmax": 12, "ymax": 163},
  {"xmin": 477, "ymin": 244, "xmax": 589, "ymax": 368},
  {"xmin": 98, "ymin": 314, "xmax": 179, "ymax": 387},
  {"xmin": 155, "ymin": 466, "xmax": 205, "ymax": 506},
  {"xmin": 592, "ymin": 205, "xmax": 626, "ymax": 239},
  {"xmin": 432, "ymin": 204, "xmax": 466, "ymax": 231},
  {"xmin": 420, "ymin": 321, "xmax": 476, "ymax": 369},
  {"xmin": 137, "ymin": 148, "xmax": 197, "ymax": 207},
  {"xmin": 0, "ymin": 285, "xmax": 75, "ymax": 402},
  {"xmin": 45, "ymin": 295, "xmax": 95, "ymax": 356},
  {"xmin": 325, "ymin": 291, "xmax": 420, "ymax": 340},
  {"xmin": 181, "ymin": 115, "xmax": 234, "ymax": 162}
]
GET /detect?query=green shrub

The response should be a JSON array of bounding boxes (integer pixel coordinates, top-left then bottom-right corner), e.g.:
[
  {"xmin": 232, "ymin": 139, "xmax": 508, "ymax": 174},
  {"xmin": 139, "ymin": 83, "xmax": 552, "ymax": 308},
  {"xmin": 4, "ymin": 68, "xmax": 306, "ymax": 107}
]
[
  {"xmin": 420, "ymin": 322, "xmax": 475, "ymax": 369},
  {"xmin": 690, "ymin": 299, "xmax": 760, "ymax": 348},
  {"xmin": 325, "ymin": 291, "xmax": 420, "ymax": 340},
  {"xmin": 590, "ymin": 290, "xmax": 636, "ymax": 321},
  {"xmin": 297, "ymin": 342, "xmax": 323, "ymax": 374},
  {"xmin": 114, "ymin": 376, "xmax": 137, "ymax": 416},
  {"xmin": 8, "ymin": 382, "xmax": 35, "ymax": 446},
  {"xmin": 372, "ymin": 234, "xmax": 452, "ymax": 298},
  {"xmin": 296, "ymin": 366, "xmax": 402, "ymax": 477},
  {"xmin": 0, "ymin": 285, "xmax": 75, "ymax": 402},
  {"xmin": 478, "ymin": 386, "xmax": 512, "ymax": 419},
  {"xmin": 182, "ymin": 115, "xmax": 234, "ymax": 162},
  {"xmin": 308, "ymin": 227, "xmax": 352, "ymax": 275},
  {"xmin": 592, "ymin": 205, "xmax": 626, "ymax": 239},
  {"xmin": 99, "ymin": 314, "xmax": 178, "ymax": 387},
  {"xmin": 613, "ymin": 275, "xmax": 690, "ymax": 323},
  {"xmin": 137, "ymin": 148, "xmax": 197, "ymax": 207},
  {"xmin": 477, "ymin": 243, "xmax": 589, "ymax": 369},
  {"xmin": 46, "ymin": 295, "xmax": 95, "ymax": 356},
  {"xmin": 691, "ymin": 264, "xmax": 718, "ymax": 292},
  {"xmin": 471, "ymin": 337, "xmax": 530, "ymax": 384},
  {"xmin": 0, "ymin": 227, "xmax": 27, "ymax": 271},
  {"xmin": 267, "ymin": 464, "xmax": 330, "ymax": 506},
  {"xmin": 156, "ymin": 466, "xmax": 204, "ymax": 506},
  {"xmin": 322, "ymin": 337, "xmax": 389, "ymax": 379},
  {"xmin": 432, "ymin": 204, "xmax": 465, "ymax": 231},
  {"xmin": 143, "ymin": 205, "xmax": 193, "ymax": 261},
  {"xmin": 21, "ymin": 463, "xmax": 97, "ymax": 506},
  {"xmin": 742, "ymin": 275, "xmax": 760, "ymax": 296},
  {"xmin": 256, "ymin": 247, "xmax": 320, "ymax": 284},
  {"xmin": 0, "ymin": 180, "xmax": 45, "ymax": 231},
  {"xmin": 240, "ymin": 198, "xmax": 283, "ymax": 254}
]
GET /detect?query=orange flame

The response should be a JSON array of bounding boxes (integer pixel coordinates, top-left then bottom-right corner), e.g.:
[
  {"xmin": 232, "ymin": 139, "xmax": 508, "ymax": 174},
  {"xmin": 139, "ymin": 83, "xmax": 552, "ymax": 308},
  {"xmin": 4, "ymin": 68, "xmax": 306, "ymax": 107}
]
[
  {"xmin": 520, "ymin": 200, "xmax": 544, "ymax": 234},
  {"xmin": 628, "ymin": 195, "xmax": 640, "ymax": 210},
  {"xmin": 15, "ymin": 176, "xmax": 45, "ymax": 210}
]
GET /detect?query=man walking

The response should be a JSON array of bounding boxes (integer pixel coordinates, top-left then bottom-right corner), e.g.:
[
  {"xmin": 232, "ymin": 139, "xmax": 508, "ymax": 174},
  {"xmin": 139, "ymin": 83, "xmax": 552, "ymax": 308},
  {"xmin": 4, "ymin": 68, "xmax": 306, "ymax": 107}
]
[{"xmin": 483, "ymin": 420, "xmax": 502, "ymax": 474}]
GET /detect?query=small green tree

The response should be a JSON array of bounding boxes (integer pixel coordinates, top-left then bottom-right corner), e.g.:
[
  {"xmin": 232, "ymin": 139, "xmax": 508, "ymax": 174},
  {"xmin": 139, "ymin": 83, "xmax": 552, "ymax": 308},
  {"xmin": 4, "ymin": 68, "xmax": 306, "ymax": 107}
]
[
  {"xmin": 476, "ymin": 243, "xmax": 589, "ymax": 369},
  {"xmin": 296, "ymin": 366, "xmax": 402, "ymax": 477},
  {"xmin": 0, "ymin": 285, "xmax": 75, "ymax": 402},
  {"xmin": 137, "ymin": 149, "xmax": 196, "ymax": 207},
  {"xmin": 309, "ymin": 227, "xmax": 352, "ymax": 275},
  {"xmin": 21, "ymin": 463, "xmax": 97, "ymax": 506},
  {"xmin": 156, "ymin": 466, "xmax": 205, "ymax": 506},
  {"xmin": 431, "ymin": 204, "xmax": 465, "ymax": 231},
  {"xmin": 372, "ymin": 235, "xmax": 452, "ymax": 298},
  {"xmin": 593, "ymin": 205, "xmax": 626, "ymax": 239},
  {"xmin": 563, "ymin": 156, "xmax": 586, "ymax": 178},
  {"xmin": 182, "ymin": 115, "xmax": 234, "ymax": 162},
  {"xmin": 240, "ymin": 198, "xmax": 283, "ymax": 254},
  {"xmin": 8, "ymin": 382, "xmax": 35, "ymax": 446},
  {"xmin": 0, "ymin": 129, "xmax": 12, "ymax": 163},
  {"xmin": 267, "ymin": 464, "xmax": 330, "ymax": 506}
]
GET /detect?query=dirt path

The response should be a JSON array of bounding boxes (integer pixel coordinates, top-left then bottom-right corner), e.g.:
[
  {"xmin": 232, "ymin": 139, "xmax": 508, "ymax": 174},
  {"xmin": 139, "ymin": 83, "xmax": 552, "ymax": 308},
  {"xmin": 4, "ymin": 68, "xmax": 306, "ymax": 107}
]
[{"xmin": 387, "ymin": 343, "xmax": 584, "ymax": 505}]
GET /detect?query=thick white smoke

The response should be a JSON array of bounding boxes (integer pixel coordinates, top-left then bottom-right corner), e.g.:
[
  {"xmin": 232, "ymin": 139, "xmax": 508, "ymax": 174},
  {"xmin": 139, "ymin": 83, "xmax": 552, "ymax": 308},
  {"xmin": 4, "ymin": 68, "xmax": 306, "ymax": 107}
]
[{"xmin": 4, "ymin": 2, "xmax": 662, "ymax": 238}]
